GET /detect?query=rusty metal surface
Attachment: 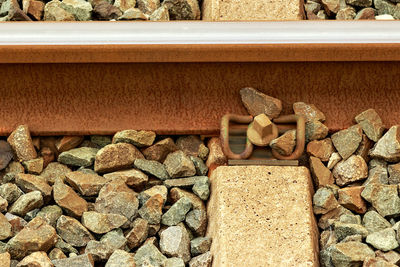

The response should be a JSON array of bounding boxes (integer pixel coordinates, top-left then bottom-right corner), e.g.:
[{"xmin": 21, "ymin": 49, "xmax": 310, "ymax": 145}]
[{"xmin": 1, "ymin": 61, "xmax": 400, "ymax": 136}]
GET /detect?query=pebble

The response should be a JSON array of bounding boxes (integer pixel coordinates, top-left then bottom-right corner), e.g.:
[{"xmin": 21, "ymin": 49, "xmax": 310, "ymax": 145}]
[
  {"xmin": 0, "ymin": 141, "xmax": 13, "ymax": 171},
  {"xmin": 105, "ymin": 249, "xmax": 135, "ymax": 267},
  {"xmin": 134, "ymin": 243, "xmax": 167, "ymax": 267},
  {"xmin": 139, "ymin": 185, "xmax": 168, "ymax": 205},
  {"xmin": 355, "ymin": 109, "xmax": 384, "ymax": 142},
  {"xmin": 6, "ymin": 217, "xmax": 57, "ymax": 260},
  {"xmin": 44, "ymin": 0, "xmax": 75, "ymax": 20},
  {"xmin": 370, "ymin": 126, "xmax": 400, "ymax": 162},
  {"xmin": 65, "ymin": 171, "xmax": 108, "ymax": 196},
  {"xmin": 388, "ymin": 162, "xmax": 400, "ymax": 184},
  {"xmin": 162, "ymin": 197, "xmax": 192, "ymax": 226},
  {"xmin": 330, "ymin": 241, "xmax": 375, "ymax": 266},
  {"xmin": 15, "ymin": 173, "xmax": 52, "ymax": 201},
  {"xmin": 239, "ymin": 87, "xmax": 282, "ymax": 119},
  {"xmin": 355, "ymin": 7, "xmax": 376, "ymax": 19},
  {"xmin": 163, "ymin": 257, "xmax": 185, "ymax": 267},
  {"xmin": 305, "ymin": 120, "xmax": 329, "ymax": 142},
  {"xmin": 95, "ymin": 179, "xmax": 139, "ymax": 222},
  {"xmin": 366, "ymin": 228, "xmax": 399, "ymax": 251},
  {"xmin": 336, "ymin": 6, "xmax": 356, "ymax": 19},
  {"xmin": 327, "ymin": 152, "xmax": 342, "ymax": 170},
  {"xmin": 82, "ymin": 211, "xmax": 127, "ymax": 234},
  {"xmin": 149, "ymin": 4, "xmax": 169, "ymax": 20},
  {"xmin": 269, "ymin": 130, "xmax": 296, "ymax": 156},
  {"xmin": 293, "ymin": 102, "xmax": 326, "ymax": 122},
  {"xmin": 313, "ymin": 187, "xmax": 339, "ymax": 214},
  {"xmin": 190, "ymin": 156, "xmax": 208, "ymax": 176},
  {"xmin": 56, "ymin": 215, "xmax": 94, "ymax": 247},
  {"xmin": 310, "ymin": 156, "xmax": 334, "ymax": 189},
  {"xmin": 52, "ymin": 254, "xmax": 94, "ymax": 267},
  {"xmin": 40, "ymin": 162, "xmax": 72, "ymax": 185},
  {"xmin": 92, "ymin": 0, "xmax": 122, "ymax": 20},
  {"xmin": 190, "ymin": 237, "xmax": 212, "ymax": 256},
  {"xmin": 113, "ymin": 130, "xmax": 156, "ymax": 147},
  {"xmin": 134, "ymin": 158, "xmax": 170, "ymax": 180},
  {"xmin": 189, "ymin": 251, "xmax": 212, "ymax": 267},
  {"xmin": 0, "ymin": 183, "xmax": 22, "ymax": 204},
  {"xmin": 126, "ymin": 218, "xmax": 149, "ymax": 249},
  {"xmin": 160, "ymin": 225, "xmax": 191, "ymax": 263},
  {"xmin": 361, "ymin": 184, "xmax": 400, "ymax": 217},
  {"xmin": 331, "ymin": 124, "xmax": 363, "ymax": 160},
  {"xmin": 139, "ymin": 194, "xmax": 164, "ymax": 224},
  {"xmin": 332, "ymin": 155, "xmax": 368, "ymax": 186},
  {"xmin": 21, "ymin": 158, "xmax": 43, "ymax": 175},
  {"xmin": 58, "ymin": 147, "xmax": 98, "ymax": 167},
  {"xmin": 94, "ymin": 143, "xmax": 143, "ymax": 173},
  {"xmin": 205, "ymin": 137, "xmax": 227, "ymax": 169},
  {"xmin": 176, "ymin": 136, "xmax": 205, "ymax": 158},
  {"xmin": 17, "ymin": 251, "xmax": 53, "ymax": 267},
  {"xmin": 338, "ymin": 186, "xmax": 366, "ymax": 214},
  {"xmin": 48, "ymin": 248, "xmax": 67, "ymax": 260},
  {"xmin": 36, "ymin": 205, "xmax": 63, "ymax": 227},
  {"xmin": 306, "ymin": 138, "xmax": 335, "ymax": 162},
  {"xmin": 9, "ymin": 191, "xmax": 43, "ymax": 217},
  {"xmin": 7, "ymin": 125, "xmax": 37, "ymax": 161},
  {"xmin": 333, "ymin": 221, "xmax": 368, "ymax": 241},
  {"xmin": 53, "ymin": 180, "xmax": 88, "ymax": 218},
  {"xmin": 0, "ymin": 213, "xmax": 12, "ymax": 240},
  {"xmin": 55, "ymin": 136, "xmax": 84, "ymax": 153},
  {"xmin": 137, "ymin": 0, "xmax": 159, "ymax": 14},
  {"xmin": 164, "ymin": 150, "xmax": 196, "ymax": 178},
  {"xmin": 192, "ymin": 176, "xmax": 210, "ymax": 201},
  {"xmin": 142, "ymin": 137, "xmax": 177, "ymax": 162},
  {"xmin": 103, "ymin": 168, "xmax": 148, "ymax": 190}
]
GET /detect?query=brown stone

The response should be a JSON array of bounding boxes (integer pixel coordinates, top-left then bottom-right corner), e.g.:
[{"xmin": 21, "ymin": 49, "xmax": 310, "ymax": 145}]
[
  {"xmin": 355, "ymin": 134, "xmax": 373, "ymax": 162},
  {"xmin": 48, "ymin": 248, "xmax": 67, "ymax": 260},
  {"xmin": 355, "ymin": 108, "xmax": 384, "ymax": 142},
  {"xmin": 6, "ymin": 217, "xmax": 57, "ymax": 260},
  {"xmin": 15, "ymin": 173, "xmax": 52, "ymax": 200},
  {"xmin": 9, "ymin": 191, "xmax": 44, "ymax": 217},
  {"xmin": 53, "ymin": 180, "xmax": 88, "ymax": 218},
  {"xmin": 103, "ymin": 168, "xmax": 148, "ymax": 191},
  {"xmin": 164, "ymin": 150, "xmax": 196, "ymax": 178},
  {"xmin": 92, "ymin": 0, "xmax": 123, "ymax": 20},
  {"xmin": 333, "ymin": 155, "xmax": 368, "ymax": 186},
  {"xmin": 205, "ymin": 137, "xmax": 227, "ymax": 170},
  {"xmin": 5, "ymin": 213, "xmax": 27, "ymax": 236},
  {"xmin": 149, "ymin": 5, "xmax": 169, "ymax": 20},
  {"xmin": 94, "ymin": 143, "xmax": 144, "ymax": 173},
  {"xmin": 376, "ymin": 250, "xmax": 400, "ymax": 265},
  {"xmin": 202, "ymin": 0, "xmax": 304, "ymax": 20},
  {"xmin": 321, "ymin": 0, "xmax": 341, "ymax": 15},
  {"xmin": 239, "ymin": 87, "xmax": 282, "ymax": 119},
  {"xmin": 318, "ymin": 205, "xmax": 353, "ymax": 230},
  {"xmin": 175, "ymin": 135, "xmax": 204, "ymax": 158},
  {"xmin": 0, "ymin": 252, "xmax": 11, "ymax": 267},
  {"xmin": 7, "ymin": 125, "xmax": 37, "ymax": 161},
  {"xmin": 81, "ymin": 211, "xmax": 127, "ymax": 234},
  {"xmin": 363, "ymin": 257, "xmax": 397, "ymax": 267},
  {"xmin": 65, "ymin": 171, "xmax": 108, "ymax": 196},
  {"xmin": 126, "ymin": 218, "xmax": 149, "ymax": 249},
  {"xmin": 55, "ymin": 136, "xmax": 84, "ymax": 153},
  {"xmin": 137, "ymin": 0, "xmax": 159, "ymax": 14},
  {"xmin": 22, "ymin": 0, "xmax": 45, "ymax": 20},
  {"xmin": 355, "ymin": 7, "xmax": 376, "ymax": 19},
  {"xmin": 336, "ymin": 6, "xmax": 356, "ymax": 19},
  {"xmin": 0, "ymin": 141, "xmax": 13, "ymax": 171},
  {"xmin": 208, "ymin": 166, "xmax": 318, "ymax": 266},
  {"xmin": 163, "ymin": 0, "xmax": 200, "ymax": 20},
  {"xmin": 0, "ymin": 195, "xmax": 8, "ymax": 212},
  {"xmin": 138, "ymin": 194, "xmax": 164, "ymax": 224},
  {"xmin": 114, "ymin": 0, "xmax": 136, "ymax": 12},
  {"xmin": 22, "ymin": 157, "xmax": 44, "ymax": 174},
  {"xmin": 338, "ymin": 186, "xmax": 367, "ymax": 214},
  {"xmin": 305, "ymin": 1, "xmax": 321, "ymax": 19},
  {"xmin": 269, "ymin": 130, "xmax": 296, "ymax": 156},
  {"xmin": 0, "ymin": 213, "xmax": 12, "ymax": 240},
  {"xmin": 40, "ymin": 162, "xmax": 72, "ymax": 185},
  {"xmin": 307, "ymin": 138, "xmax": 335, "ymax": 162},
  {"xmin": 331, "ymin": 124, "xmax": 363, "ymax": 160},
  {"xmin": 293, "ymin": 102, "xmax": 326, "ymax": 122},
  {"xmin": 17, "ymin": 251, "xmax": 53, "ymax": 267},
  {"xmin": 43, "ymin": 0, "xmax": 75, "ymax": 21},
  {"xmin": 113, "ymin": 130, "xmax": 156, "ymax": 148},
  {"xmin": 309, "ymin": 156, "xmax": 334, "ymax": 188},
  {"xmin": 56, "ymin": 215, "xmax": 94, "ymax": 247},
  {"xmin": 142, "ymin": 137, "xmax": 177, "ymax": 162},
  {"xmin": 313, "ymin": 187, "xmax": 339, "ymax": 215},
  {"xmin": 5, "ymin": 0, "xmax": 33, "ymax": 21}
]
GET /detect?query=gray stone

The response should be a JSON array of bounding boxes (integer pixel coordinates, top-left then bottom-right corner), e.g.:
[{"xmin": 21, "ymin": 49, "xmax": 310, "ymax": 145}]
[
  {"xmin": 36, "ymin": 205, "xmax": 62, "ymax": 227},
  {"xmin": 162, "ymin": 0, "xmax": 200, "ymax": 20},
  {"xmin": 370, "ymin": 126, "xmax": 400, "ymax": 162},
  {"xmin": 361, "ymin": 184, "xmax": 400, "ymax": 217},
  {"xmin": 44, "ymin": 0, "xmax": 75, "ymax": 20},
  {"xmin": 113, "ymin": 0, "xmax": 135, "ymax": 12},
  {"xmin": 364, "ymin": 159, "xmax": 389, "ymax": 185},
  {"xmin": 56, "ymin": 215, "xmax": 94, "ymax": 247},
  {"xmin": 163, "ymin": 257, "xmax": 185, "ymax": 267},
  {"xmin": 139, "ymin": 185, "xmax": 168, "ymax": 206},
  {"xmin": 190, "ymin": 156, "xmax": 208, "ymax": 176},
  {"xmin": 336, "ymin": 6, "xmax": 356, "ymax": 19},
  {"xmin": 126, "ymin": 218, "xmax": 149, "ymax": 250},
  {"xmin": 58, "ymin": 147, "xmax": 98, "ymax": 167},
  {"xmin": 362, "ymin": 210, "xmax": 391, "ymax": 234},
  {"xmin": 65, "ymin": 171, "xmax": 108, "ymax": 196},
  {"xmin": 331, "ymin": 125, "xmax": 363, "ymax": 160},
  {"xmin": 313, "ymin": 187, "xmax": 339, "ymax": 215},
  {"xmin": 333, "ymin": 222, "xmax": 368, "ymax": 241},
  {"xmin": 346, "ymin": 0, "xmax": 372, "ymax": 6},
  {"xmin": 160, "ymin": 226, "xmax": 191, "ymax": 263},
  {"xmin": 15, "ymin": 173, "xmax": 52, "ymax": 201},
  {"xmin": 162, "ymin": 197, "xmax": 192, "ymax": 226},
  {"xmin": 54, "ymin": 235, "xmax": 78, "ymax": 255},
  {"xmin": 9, "ymin": 191, "xmax": 44, "ymax": 217},
  {"xmin": 330, "ymin": 241, "xmax": 375, "ymax": 267},
  {"xmin": 333, "ymin": 155, "xmax": 368, "ymax": 186},
  {"xmin": 40, "ymin": 162, "xmax": 72, "ymax": 185},
  {"xmin": 305, "ymin": 120, "xmax": 329, "ymax": 142},
  {"xmin": 90, "ymin": 135, "xmax": 112, "ymax": 148},
  {"xmin": 92, "ymin": 0, "xmax": 122, "ymax": 20},
  {"xmin": 190, "ymin": 237, "xmax": 212, "ymax": 256},
  {"xmin": 188, "ymin": 251, "xmax": 212, "ymax": 267},
  {"xmin": 105, "ymin": 249, "xmax": 135, "ymax": 267},
  {"xmin": 0, "ymin": 213, "xmax": 12, "ymax": 240},
  {"xmin": 293, "ymin": 102, "xmax": 326, "ymax": 122},
  {"xmin": 0, "ymin": 183, "xmax": 22, "ymax": 205},
  {"xmin": 82, "ymin": 211, "xmax": 127, "ymax": 234},
  {"xmin": 101, "ymin": 229, "xmax": 128, "ymax": 250},
  {"xmin": 134, "ymin": 243, "xmax": 167, "ymax": 267},
  {"xmin": 139, "ymin": 194, "xmax": 164, "ymax": 224},
  {"xmin": 339, "ymin": 213, "xmax": 361, "ymax": 225},
  {"xmin": 164, "ymin": 151, "xmax": 196, "ymax": 178},
  {"xmin": 374, "ymin": 0, "xmax": 396, "ymax": 15},
  {"xmin": 52, "ymin": 254, "xmax": 94, "ymax": 267},
  {"xmin": 239, "ymin": 87, "xmax": 282, "ymax": 119},
  {"xmin": 134, "ymin": 159, "xmax": 170, "ymax": 180},
  {"xmin": 320, "ymin": 230, "xmax": 337, "ymax": 251},
  {"xmin": 85, "ymin": 240, "xmax": 114, "ymax": 262},
  {"xmin": 366, "ymin": 228, "xmax": 399, "ymax": 251},
  {"xmin": 192, "ymin": 176, "xmax": 210, "ymax": 201},
  {"xmin": 60, "ymin": 0, "xmax": 92, "ymax": 21},
  {"xmin": 137, "ymin": 0, "xmax": 159, "ymax": 14},
  {"xmin": 355, "ymin": 109, "xmax": 384, "ymax": 141},
  {"xmin": 113, "ymin": 130, "xmax": 156, "ymax": 147},
  {"xmin": 388, "ymin": 162, "xmax": 400, "ymax": 184},
  {"xmin": 103, "ymin": 168, "xmax": 148, "ymax": 191}
]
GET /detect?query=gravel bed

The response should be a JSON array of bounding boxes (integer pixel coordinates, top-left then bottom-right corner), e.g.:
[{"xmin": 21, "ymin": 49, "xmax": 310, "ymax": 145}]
[{"xmin": 0, "ymin": 128, "xmax": 216, "ymax": 266}]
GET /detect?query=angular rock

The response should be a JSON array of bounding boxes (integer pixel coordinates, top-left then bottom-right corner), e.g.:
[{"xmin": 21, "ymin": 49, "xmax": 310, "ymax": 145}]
[
  {"xmin": 60, "ymin": 0, "xmax": 92, "ymax": 21},
  {"xmin": 370, "ymin": 126, "xmax": 400, "ymax": 162},
  {"xmin": 313, "ymin": 187, "xmax": 339, "ymax": 215},
  {"xmin": 374, "ymin": 0, "xmax": 396, "ymax": 16},
  {"xmin": 376, "ymin": 250, "xmax": 400, "ymax": 265},
  {"xmin": 90, "ymin": 135, "xmax": 111, "ymax": 148},
  {"xmin": 355, "ymin": 134, "xmax": 373, "ymax": 162},
  {"xmin": 48, "ymin": 248, "xmax": 67, "ymax": 260},
  {"xmin": 134, "ymin": 158, "xmax": 170, "ymax": 180},
  {"xmin": 361, "ymin": 184, "xmax": 400, "ymax": 217},
  {"xmin": 142, "ymin": 137, "xmax": 177, "ymax": 162},
  {"xmin": 139, "ymin": 194, "xmax": 163, "ymax": 224},
  {"xmin": 338, "ymin": 186, "xmax": 366, "ymax": 214},
  {"xmin": 54, "ymin": 235, "xmax": 78, "ymax": 255},
  {"xmin": 5, "ymin": 213, "xmax": 27, "ymax": 236},
  {"xmin": 269, "ymin": 130, "xmax": 296, "ymax": 156},
  {"xmin": 363, "ymin": 211, "xmax": 391, "ymax": 234},
  {"xmin": 9, "ymin": 191, "xmax": 44, "ymax": 217},
  {"xmin": 192, "ymin": 176, "xmax": 210, "ymax": 201},
  {"xmin": 333, "ymin": 155, "xmax": 368, "ymax": 186},
  {"xmin": 205, "ymin": 137, "xmax": 226, "ymax": 169},
  {"xmin": 190, "ymin": 237, "xmax": 212, "ymax": 257},
  {"xmin": 162, "ymin": 197, "xmax": 192, "ymax": 226},
  {"xmin": 336, "ymin": 6, "xmax": 356, "ymax": 19},
  {"xmin": 65, "ymin": 171, "xmax": 108, "ymax": 196},
  {"xmin": 138, "ymin": 185, "xmax": 168, "ymax": 206},
  {"xmin": 307, "ymin": 138, "xmax": 335, "ymax": 162},
  {"xmin": 15, "ymin": 173, "xmax": 52, "ymax": 200},
  {"xmin": 137, "ymin": 0, "xmax": 159, "ymax": 14},
  {"xmin": 163, "ymin": 0, "xmax": 199, "ymax": 20},
  {"xmin": 85, "ymin": 240, "xmax": 114, "ymax": 262},
  {"xmin": 190, "ymin": 156, "xmax": 208, "ymax": 176},
  {"xmin": 331, "ymin": 124, "xmax": 363, "ymax": 160},
  {"xmin": 103, "ymin": 168, "xmax": 148, "ymax": 191},
  {"xmin": 334, "ymin": 222, "xmax": 368, "ymax": 241},
  {"xmin": 364, "ymin": 160, "xmax": 389, "ymax": 185},
  {"xmin": 0, "ymin": 252, "xmax": 10, "ymax": 267},
  {"xmin": 105, "ymin": 249, "xmax": 135, "ymax": 267},
  {"xmin": 0, "ymin": 213, "xmax": 12, "ymax": 240},
  {"xmin": 82, "ymin": 211, "xmax": 127, "ymax": 234},
  {"xmin": 330, "ymin": 241, "xmax": 375, "ymax": 266},
  {"xmin": 126, "ymin": 218, "xmax": 149, "ymax": 249},
  {"xmin": 6, "ymin": 217, "xmax": 57, "ymax": 260},
  {"xmin": 44, "ymin": 0, "xmax": 75, "ymax": 20},
  {"xmin": 100, "ymin": 229, "xmax": 128, "ymax": 250},
  {"xmin": 160, "ymin": 225, "xmax": 191, "ymax": 263},
  {"xmin": 58, "ymin": 147, "xmax": 98, "ymax": 167},
  {"xmin": 239, "ymin": 87, "xmax": 282, "ymax": 119},
  {"xmin": 305, "ymin": 1, "xmax": 321, "ymax": 19},
  {"xmin": 113, "ymin": 130, "xmax": 155, "ymax": 147},
  {"xmin": 355, "ymin": 109, "xmax": 384, "ymax": 142},
  {"xmin": 327, "ymin": 152, "xmax": 342, "ymax": 170},
  {"xmin": 7, "ymin": 125, "xmax": 37, "ymax": 161},
  {"xmin": 355, "ymin": 7, "xmax": 376, "ymax": 19},
  {"xmin": 92, "ymin": 0, "xmax": 122, "ymax": 20},
  {"xmin": 17, "ymin": 251, "xmax": 53, "ymax": 267},
  {"xmin": 363, "ymin": 257, "xmax": 397, "ymax": 267},
  {"xmin": 94, "ymin": 143, "xmax": 143, "ymax": 173},
  {"xmin": 339, "ymin": 213, "xmax": 361, "ymax": 224},
  {"xmin": 53, "ymin": 181, "xmax": 87, "ymax": 218},
  {"xmin": 52, "ymin": 254, "xmax": 94, "ymax": 267},
  {"xmin": 0, "ymin": 141, "xmax": 13, "ymax": 171},
  {"xmin": 149, "ymin": 5, "xmax": 169, "ymax": 20},
  {"xmin": 94, "ymin": 178, "xmax": 139, "ymax": 221},
  {"xmin": 189, "ymin": 251, "xmax": 212, "ymax": 267},
  {"xmin": 164, "ymin": 150, "xmax": 196, "ymax": 178},
  {"xmin": 22, "ymin": 159, "xmax": 44, "ymax": 177},
  {"xmin": 318, "ymin": 205, "xmax": 353, "ymax": 230},
  {"xmin": 55, "ymin": 136, "xmax": 84, "ymax": 153},
  {"xmin": 56, "ymin": 215, "xmax": 94, "ymax": 247},
  {"xmin": 114, "ymin": 0, "xmax": 135, "ymax": 12},
  {"xmin": 134, "ymin": 243, "xmax": 167, "ymax": 267},
  {"xmin": 366, "ymin": 228, "xmax": 399, "ymax": 251},
  {"xmin": 36, "ymin": 205, "xmax": 63, "ymax": 227},
  {"xmin": 388, "ymin": 163, "xmax": 400, "ymax": 184},
  {"xmin": 164, "ymin": 176, "xmax": 199, "ymax": 189},
  {"xmin": 293, "ymin": 102, "xmax": 325, "ymax": 122},
  {"xmin": 0, "ymin": 196, "xmax": 7, "ymax": 213},
  {"xmin": 305, "ymin": 120, "xmax": 329, "ymax": 142},
  {"xmin": 163, "ymin": 257, "xmax": 185, "ymax": 267},
  {"xmin": 176, "ymin": 136, "xmax": 204, "ymax": 158},
  {"xmin": 320, "ymin": 230, "xmax": 337, "ymax": 251},
  {"xmin": 310, "ymin": 156, "xmax": 334, "ymax": 188},
  {"xmin": 40, "ymin": 162, "xmax": 72, "ymax": 185},
  {"xmin": 321, "ymin": 0, "xmax": 341, "ymax": 15}
]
